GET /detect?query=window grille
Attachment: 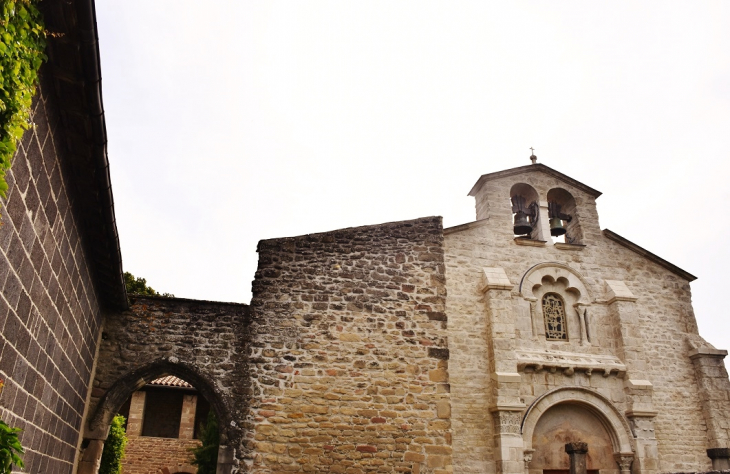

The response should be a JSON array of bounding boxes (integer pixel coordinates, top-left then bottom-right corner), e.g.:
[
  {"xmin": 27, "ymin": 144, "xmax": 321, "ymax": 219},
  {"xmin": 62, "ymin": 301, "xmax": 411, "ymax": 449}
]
[{"xmin": 543, "ymin": 293, "xmax": 567, "ymax": 340}]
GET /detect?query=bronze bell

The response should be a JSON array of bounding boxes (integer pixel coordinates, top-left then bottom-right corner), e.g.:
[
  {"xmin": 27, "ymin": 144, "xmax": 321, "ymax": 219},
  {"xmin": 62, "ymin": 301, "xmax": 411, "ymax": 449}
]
[
  {"xmin": 550, "ymin": 217, "xmax": 566, "ymax": 236},
  {"xmin": 513, "ymin": 211, "xmax": 532, "ymax": 235}
]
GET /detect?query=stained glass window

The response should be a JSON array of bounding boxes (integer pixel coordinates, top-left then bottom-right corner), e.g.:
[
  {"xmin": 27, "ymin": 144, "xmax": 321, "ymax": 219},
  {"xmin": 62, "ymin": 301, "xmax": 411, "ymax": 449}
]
[{"xmin": 543, "ymin": 293, "xmax": 567, "ymax": 341}]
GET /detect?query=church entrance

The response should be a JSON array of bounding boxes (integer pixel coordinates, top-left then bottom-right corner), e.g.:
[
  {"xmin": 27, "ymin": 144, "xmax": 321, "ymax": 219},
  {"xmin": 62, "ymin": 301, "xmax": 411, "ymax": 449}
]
[{"xmin": 529, "ymin": 403, "xmax": 619, "ymax": 474}]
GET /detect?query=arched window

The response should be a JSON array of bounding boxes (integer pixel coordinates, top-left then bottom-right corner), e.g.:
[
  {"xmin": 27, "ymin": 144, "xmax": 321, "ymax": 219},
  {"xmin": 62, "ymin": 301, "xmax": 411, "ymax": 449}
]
[
  {"xmin": 547, "ymin": 188, "xmax": 582, "ymax": 244},
  {"xmin": 543, "ymin": 293, "xmax": 567, "ymax": 340}
]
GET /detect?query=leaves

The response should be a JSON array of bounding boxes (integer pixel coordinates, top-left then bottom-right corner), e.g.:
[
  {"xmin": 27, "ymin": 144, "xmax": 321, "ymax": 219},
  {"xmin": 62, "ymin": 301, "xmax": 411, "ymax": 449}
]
[
  {"xmin": 0, "ymin": 419, "xmax": 24, "ymax": 474},
  {"xmin": 0, "ymin": 0, "xmax": 46, "ymax": 205},
  {"xmin": 189, "ymin": 411, "xmax": 219, "ymax": 474},
  {"xmin": 99, "ymin": 415, "xmax": 127, "ymax": 474},
  {"xmin": 124, "ymin": 271, "xmax": 175, "ymax": 297}
]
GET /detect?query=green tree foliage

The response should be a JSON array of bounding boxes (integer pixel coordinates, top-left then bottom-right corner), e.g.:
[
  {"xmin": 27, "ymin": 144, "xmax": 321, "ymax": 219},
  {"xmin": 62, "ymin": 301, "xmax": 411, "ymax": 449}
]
[
  {"xmin": 99, "ymin": 415, "xmax": 127, "ymax": 474},
  {"xmin": 190, "ymin": 411, "xmax": 219, "ymax": 474},
  {"xmin": 124, "ymin": 271, "xmax": 174, "ymax": 297},
  {"xmin": 0, "ymin": 0, "xmax": 46, "ymax": 201},
  {"xmin": 0, "ymin": 420, "xmax": 24, "ymax": 474}
]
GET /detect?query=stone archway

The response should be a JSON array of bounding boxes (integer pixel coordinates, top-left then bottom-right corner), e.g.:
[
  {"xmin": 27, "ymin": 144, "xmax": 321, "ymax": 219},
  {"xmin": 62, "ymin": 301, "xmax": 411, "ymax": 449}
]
[
  {"xmin": 78, "ymin": 358, "xmax": 240, "ymax": 474},
  {"xmin": 522, "ymin": 387, "xmax": 635, "ymax": 474},
  {"xmin": 75, "ymin": 296, "xmax": 249, "ymax": 474}
]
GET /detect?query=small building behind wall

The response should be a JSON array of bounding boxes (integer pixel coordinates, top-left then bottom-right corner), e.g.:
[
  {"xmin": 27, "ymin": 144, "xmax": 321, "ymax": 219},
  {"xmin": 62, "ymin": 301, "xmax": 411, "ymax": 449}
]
[{"xmin": 118, "ymin": 376, "xmax": 208, "ymax": 474}]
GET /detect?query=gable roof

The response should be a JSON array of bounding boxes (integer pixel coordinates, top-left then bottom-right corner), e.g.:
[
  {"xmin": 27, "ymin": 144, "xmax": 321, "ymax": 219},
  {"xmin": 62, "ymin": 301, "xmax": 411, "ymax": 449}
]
[
  {"xmin": 603, "ymin": 229, "xmax": 697, "ymax": 282},
  {"xmin": 468, "ymin": 163, "xmax": 602, "ymax": 198},
  {"xmin": 42, "ymin": 0, "xmax": 127, "ymax": 309}
]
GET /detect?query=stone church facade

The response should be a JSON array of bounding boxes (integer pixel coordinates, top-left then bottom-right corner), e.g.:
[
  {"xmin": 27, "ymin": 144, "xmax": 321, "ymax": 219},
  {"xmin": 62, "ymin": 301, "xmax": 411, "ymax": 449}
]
[{"xmin": 0, "ymin": 1, "xmax": 729, "ymax": 474}]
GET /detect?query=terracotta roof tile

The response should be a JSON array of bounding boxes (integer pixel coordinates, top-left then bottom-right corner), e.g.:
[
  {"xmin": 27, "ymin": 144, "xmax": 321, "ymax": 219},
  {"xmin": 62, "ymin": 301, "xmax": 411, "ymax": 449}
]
[{"xmin": 148, "ymin": 376, "xmax": 193, "ymax": 388}]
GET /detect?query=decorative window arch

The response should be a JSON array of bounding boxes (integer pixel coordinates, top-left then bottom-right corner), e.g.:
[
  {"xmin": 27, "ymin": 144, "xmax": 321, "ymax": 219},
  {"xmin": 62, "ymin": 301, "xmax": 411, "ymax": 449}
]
[{"xmin": 543, "ymin": 293, "xmax": 567, "ymax": 340}]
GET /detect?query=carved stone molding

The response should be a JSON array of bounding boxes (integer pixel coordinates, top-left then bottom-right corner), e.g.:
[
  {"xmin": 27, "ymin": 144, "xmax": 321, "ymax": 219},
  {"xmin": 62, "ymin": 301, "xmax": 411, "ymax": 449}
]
[
  {"xmin": 491, "ymin": 409, "xmax": 523, "ymax": 436},
  {"xmin": 519, "ymin": 262, "xmax": 592, "ymax": 305},
  {"xmin": 516, "ymin": 349, "xmax": 627, "ymax": 377}
]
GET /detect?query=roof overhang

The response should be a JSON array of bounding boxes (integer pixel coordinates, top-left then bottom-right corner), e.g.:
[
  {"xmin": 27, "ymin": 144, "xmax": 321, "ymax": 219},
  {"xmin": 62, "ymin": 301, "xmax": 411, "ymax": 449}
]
[
  {"xmin": 603, "ymin": 229, "xmax": 697, "ymax": 282},
  {"xmin": 468, "ymin": 163, "xmax": 602, "ymax": 199},
  {"xmin": 42, "ymin": 0, "xmax": 128, "ymax": 309}
]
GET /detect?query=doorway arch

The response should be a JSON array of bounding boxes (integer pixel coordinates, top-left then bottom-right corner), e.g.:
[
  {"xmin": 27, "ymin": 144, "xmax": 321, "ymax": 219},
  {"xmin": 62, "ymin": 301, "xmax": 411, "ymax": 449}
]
[{"xmin": 522, "ymin": 387, "xmax": 635, "ymax": 472}]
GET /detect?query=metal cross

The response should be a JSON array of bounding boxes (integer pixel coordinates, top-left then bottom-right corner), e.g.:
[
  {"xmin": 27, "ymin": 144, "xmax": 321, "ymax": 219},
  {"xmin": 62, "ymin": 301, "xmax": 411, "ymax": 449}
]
[{"xmin": 530, "ymin": 147, "xmax": 535, "ymax": 155}]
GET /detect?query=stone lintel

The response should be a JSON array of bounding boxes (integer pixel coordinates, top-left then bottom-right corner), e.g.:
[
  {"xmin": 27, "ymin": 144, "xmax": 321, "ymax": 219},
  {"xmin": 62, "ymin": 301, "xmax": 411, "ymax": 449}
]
[
  {"xmin": 489, "ymin": 404, "xmax": 526, "ymax": 413},
  {"xmin": 554, "ymin": 242, "xmax": 586, "ymax": 251},
  {"xmin": 480, "ymin": 267, "xmax": 513, "ymax": 292},
  {"xmin": 491, "ymin": 372, "xmax": 522, "ymax": 383},
  {"xmin": 626, "ymin": 379, "xmax": 653, "ymax": 390},
  {"xmin": 605, "ymin": 280, "xmax": 637, "ymax": 304},
  {"xmin": 626, "ymin": 410, "xmax": 658, "ymax": 418},
  {"xmin": 689, "ymin": 347, "xmax": 729, "ymax": 360},
  {"xmin": 514, "ymin": 238, "xmax": 547, "ymax": 247}
]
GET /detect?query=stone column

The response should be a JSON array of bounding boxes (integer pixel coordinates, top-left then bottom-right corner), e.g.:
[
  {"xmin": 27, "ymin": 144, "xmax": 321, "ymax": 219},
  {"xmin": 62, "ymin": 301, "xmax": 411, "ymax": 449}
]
[
  {"xmin": 614, "ymin": 453, "xmax": 634, "ymax": 474},
  {"xmin": 689, "ymin": 344, "xmax": 730, "ymax": 468},
  {"xmin": 126, "ymin": 391, "xmax": 146, "ymax": 436},
  {"xmin": 565, "ymin": 442, "xmax": 588, "ymax": 474},
  {"xmin": 536, "ymin": 200, "xmax": 551, "ymax": 244},
  {"xmin": 179, "ymin": 394, "xmax": 198, "ymax": 439},
  {"xmin": 481, "ymin": 268, "xmax": 525, "ymax": 474}
]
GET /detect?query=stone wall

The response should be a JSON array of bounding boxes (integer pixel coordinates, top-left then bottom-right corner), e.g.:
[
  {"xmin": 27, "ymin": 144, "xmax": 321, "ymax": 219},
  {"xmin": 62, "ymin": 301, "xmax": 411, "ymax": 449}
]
[
  {"xmin": 122, "ymin": 436, "xmax": 200, "ymax": 474},
  {"xmin": 85, "ymin": 296, "xmax": 250, "ymax": 468},
  {"xmin": 445, "ymin": 168, "xmax": 716, "ymax": 473},
  {"xmin": 0, "ymin": 75, "xmax": 103, "ymax": 474},
  {"xmin": 249, "ymin": 217, "xmax": 451, "ymax": 474}
]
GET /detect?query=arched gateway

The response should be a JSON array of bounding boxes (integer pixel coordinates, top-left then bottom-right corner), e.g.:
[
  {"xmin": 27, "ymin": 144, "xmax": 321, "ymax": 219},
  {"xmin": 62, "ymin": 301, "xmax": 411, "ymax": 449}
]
[{"xmin": 76, "ymin": 297, "xmax": 250, "ymax": 474}]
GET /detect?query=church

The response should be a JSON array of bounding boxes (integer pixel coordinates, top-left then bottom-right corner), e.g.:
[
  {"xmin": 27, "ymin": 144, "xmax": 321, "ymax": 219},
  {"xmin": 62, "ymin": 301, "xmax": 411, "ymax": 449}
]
[{"xmin": 0, "ymin": 1, "xmax": 729, "ymax": 473}]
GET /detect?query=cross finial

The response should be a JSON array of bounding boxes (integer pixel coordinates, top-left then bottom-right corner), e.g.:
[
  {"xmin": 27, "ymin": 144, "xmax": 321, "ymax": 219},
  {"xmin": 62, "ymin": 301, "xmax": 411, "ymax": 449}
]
[{"xmin": 530, "ymin": 147, "xmax": 537, "ymax": 164}]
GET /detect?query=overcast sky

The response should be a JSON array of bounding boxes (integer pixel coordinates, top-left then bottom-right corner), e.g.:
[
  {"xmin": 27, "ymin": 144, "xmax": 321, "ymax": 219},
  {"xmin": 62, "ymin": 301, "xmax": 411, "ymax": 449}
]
[{"xmin": 96, "ymin": 2, "xmax": 730, "ymax": 350}]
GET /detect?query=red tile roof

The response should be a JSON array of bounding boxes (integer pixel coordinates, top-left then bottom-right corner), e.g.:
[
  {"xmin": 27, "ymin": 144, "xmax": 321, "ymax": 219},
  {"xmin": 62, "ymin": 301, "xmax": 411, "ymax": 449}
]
[{"xmin": 148, "ymin": 376, "xmax": 193, "ymax": 388}]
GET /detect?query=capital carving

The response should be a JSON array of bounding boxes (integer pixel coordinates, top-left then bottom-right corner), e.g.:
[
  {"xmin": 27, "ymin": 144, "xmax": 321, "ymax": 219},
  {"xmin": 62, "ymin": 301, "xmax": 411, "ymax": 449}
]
[
  {"xmin": 491, "ymin": 410, "xmax": 522, "ymax": 435},
  {"xmin": 613, "ymin": 452, "xmax": 634, "ymax": 474},
  {"xmin": 523, "ymin": 449, "xmax": 534, "ymax": 471},
  {"xmin": 565, "ymin": 442, "xmax": 588, "ymax": 454}
]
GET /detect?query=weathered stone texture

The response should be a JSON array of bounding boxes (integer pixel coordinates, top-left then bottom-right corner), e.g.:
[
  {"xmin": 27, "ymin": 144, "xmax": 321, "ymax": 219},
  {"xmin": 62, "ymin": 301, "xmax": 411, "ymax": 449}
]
[
  {"xmin": 0, "ymin": 76, "xmax": 102, "ymax": 474},
  {"xmin": 446, "ymin": 169, "xmax": 715, "ymax": 473},
  {"xmin": 86, "ymin": 297, "xmax": 250, "ymax": 467},
  {"xmin": 122, "ymin": 435, "xmax": 200, "ymax": 474},
  {"xmin": 249, "ymin": 217, "xmax": 451, "ymax": 473}
]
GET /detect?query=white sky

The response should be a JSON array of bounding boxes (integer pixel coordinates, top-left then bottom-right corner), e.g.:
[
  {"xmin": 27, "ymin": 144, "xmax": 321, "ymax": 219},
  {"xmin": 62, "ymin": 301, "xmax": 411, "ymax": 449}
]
[{"xmin": 96, "ymin": 2, "xmax": 730, "ymax": 349}]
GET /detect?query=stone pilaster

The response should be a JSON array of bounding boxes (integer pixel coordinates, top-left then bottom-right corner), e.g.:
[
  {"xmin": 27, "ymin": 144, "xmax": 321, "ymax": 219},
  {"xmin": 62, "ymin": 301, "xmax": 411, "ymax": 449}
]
[
  {"xmin": 491, "ymin": 408, "xmax": 526, "ymax": 474},
  {"xmin": 689, "ymin": 344, "xmax": 730, "ymax": 468},
  {"xmin": 606, "ymin": 281, "xmax": 657, "ymax": 472},
  {"xmin": 179, "ymin": 393, "xmax": 198, "ymax": 440},
  {"xmin": 127, "ymin": 391, "xmax": 147, "ymax": 436},
  {"xmin": 482, "ymin": 268, "xmax": 525, "ymax": 474},
  {"xmin": 625, "ymin": 379, "xmax": 658, "ymax": 474}
]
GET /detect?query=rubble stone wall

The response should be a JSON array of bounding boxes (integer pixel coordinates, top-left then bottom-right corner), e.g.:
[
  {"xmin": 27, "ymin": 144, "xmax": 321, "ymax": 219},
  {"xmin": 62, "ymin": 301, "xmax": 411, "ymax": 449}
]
[
  {"xmin": 0, "ymin": 76, "xmax": 103, "ymax": 474},
  {"xmin": 249, "ymin": 217, "xmax": 451, "ymax": 474},
  {"xmin": 87, "ymin": 297, "xmax": 250, "ymax": 464}
]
